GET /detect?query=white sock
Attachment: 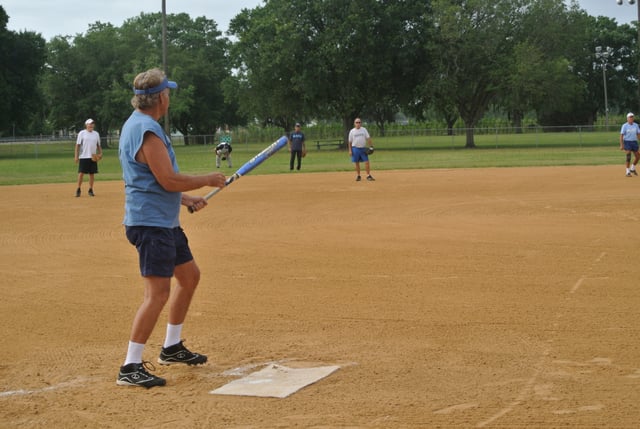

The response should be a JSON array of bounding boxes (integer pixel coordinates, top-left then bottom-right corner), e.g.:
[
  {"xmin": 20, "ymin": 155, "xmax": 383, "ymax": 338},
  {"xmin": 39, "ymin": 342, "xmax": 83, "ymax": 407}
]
[
  {"xmin": 632, "ymin": 165, "xmax": 636, "ymax": 171},
  {"xmin": 164, "ymin": 323, "xmax": 183, "ymax": 348},
  {"xmin": 124, "ymin": 341, "xmax": 145, "ymax": 366}
]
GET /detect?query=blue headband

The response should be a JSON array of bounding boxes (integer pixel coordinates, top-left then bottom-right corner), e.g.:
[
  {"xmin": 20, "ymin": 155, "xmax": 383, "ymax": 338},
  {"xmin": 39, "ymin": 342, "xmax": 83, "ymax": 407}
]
[{"xmin": 133, "ymin": 77, "xmax": 178, "ymax": 95}]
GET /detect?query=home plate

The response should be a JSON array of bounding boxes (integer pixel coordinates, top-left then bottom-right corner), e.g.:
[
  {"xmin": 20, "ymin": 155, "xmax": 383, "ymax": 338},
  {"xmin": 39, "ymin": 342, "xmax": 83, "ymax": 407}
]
[{"xmin": 210, "ymin": 363, "xmax": 340, "ymax": 398}]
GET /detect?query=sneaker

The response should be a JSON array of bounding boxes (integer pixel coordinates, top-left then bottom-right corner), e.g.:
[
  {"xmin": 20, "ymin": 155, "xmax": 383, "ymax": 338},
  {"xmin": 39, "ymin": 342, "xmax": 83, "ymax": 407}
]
[
  {"xmin": 116, "ymin": 361, "xmax": 166, "ymax": 389},
  {"xmin": 626, "ymin": 172, "xmax": 633, "ymax": 177},
  {"xmin": 356, "ymin": 176, "xmax": 361, "ymax": 181},
  {"xmin": 75, "ymin": 188, "xmax": 81, "ymax": 197},
  {"xmin": 366, "ymin": 175, "xmax": 375, "ymax": 181},
  {"xmin": 158, "ymin": 340, "xmax": 207, "ymax": 366},
  {"xmin": 88, "ymin": 188, "xmax": 95, "ymax": 197},
  {"xmin": 633, "ymin": 170, "xmax": 638, "ymax": 176}
]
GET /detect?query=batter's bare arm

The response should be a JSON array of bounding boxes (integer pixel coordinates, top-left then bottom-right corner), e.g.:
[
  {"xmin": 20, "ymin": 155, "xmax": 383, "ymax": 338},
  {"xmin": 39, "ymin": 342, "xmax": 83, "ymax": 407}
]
[{"xmin": 139, "ymin": 132, "xmax": 225, "ymax": 192}]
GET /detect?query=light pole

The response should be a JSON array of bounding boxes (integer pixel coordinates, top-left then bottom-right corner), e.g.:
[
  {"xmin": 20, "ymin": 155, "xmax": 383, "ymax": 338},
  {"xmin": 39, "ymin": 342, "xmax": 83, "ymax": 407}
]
[
  {"xmin": 616, "ymin": 0, "xmax": 640, "ymax": 113},
  {"xmin": 162, "ymin": 0, "xmax": 170, "ymax": 135},
  {"xmin": 596, "ymin": 46, "xmax": 612, "ymax": 127}
]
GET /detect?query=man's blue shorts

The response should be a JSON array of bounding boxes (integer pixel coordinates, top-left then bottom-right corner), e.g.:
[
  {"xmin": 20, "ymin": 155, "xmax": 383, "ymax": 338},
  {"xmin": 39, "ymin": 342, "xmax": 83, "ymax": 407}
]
[
  {"xmin": 125, "ymin": 226, "xmax": 194, "ymax": 278},
  {"xmin": 624, "ymin": 140, "xmax": 639, "ymax": 152},
  {"xmin": 351, "ymin": 147, "xmax": 369, "ymax": 163}
]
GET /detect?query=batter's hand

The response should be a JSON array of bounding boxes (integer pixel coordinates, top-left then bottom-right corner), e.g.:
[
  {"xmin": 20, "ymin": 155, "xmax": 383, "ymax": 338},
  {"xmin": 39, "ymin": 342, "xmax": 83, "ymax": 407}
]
[
  {"xmin": 206, "ymin": 172, "xmax": 226, "ymax": 188},
  {"xmin": 182, "ymin": 194, "xmax": 208, "ymax": 212}
]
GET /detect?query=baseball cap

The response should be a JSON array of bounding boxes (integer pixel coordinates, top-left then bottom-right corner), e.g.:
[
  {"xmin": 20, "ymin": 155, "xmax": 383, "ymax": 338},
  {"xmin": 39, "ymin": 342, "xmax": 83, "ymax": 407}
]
[
  {"xmin": 85, "ymin": 118, "xmax": 94, "ymax": 125},
  {"xmin": 295, "ymin": 123, "xmax": 301, "ymax": 127},
  {"xmin": 133, "ymin": 77, "xmax": 178, "ymax": 95},
  {"xmin": 628, "ymin": 112, "xmax": 635, "ymax": 118}
]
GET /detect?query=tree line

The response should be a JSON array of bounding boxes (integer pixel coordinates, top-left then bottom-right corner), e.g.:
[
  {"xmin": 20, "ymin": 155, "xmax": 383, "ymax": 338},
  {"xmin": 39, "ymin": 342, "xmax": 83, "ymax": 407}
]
[{"xmin": 0, "ymin": 0, "xmax": 638, "ymax": 148}]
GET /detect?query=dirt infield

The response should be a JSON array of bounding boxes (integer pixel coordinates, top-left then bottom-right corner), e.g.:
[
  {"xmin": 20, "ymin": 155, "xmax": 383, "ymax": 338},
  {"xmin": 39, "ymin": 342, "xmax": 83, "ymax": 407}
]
[{"xmin": 1, "ymin": 166, "xmax": 639, "ymax": 428}]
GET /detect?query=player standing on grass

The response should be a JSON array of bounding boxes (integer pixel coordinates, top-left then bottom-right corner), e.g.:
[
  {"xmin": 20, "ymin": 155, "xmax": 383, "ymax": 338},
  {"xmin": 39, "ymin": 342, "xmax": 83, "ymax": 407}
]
[
  {"xmin": 620, "ymin": 112, "xmax": 640, "ymax": 177},
  {"xmin": 348, "ymin": 118, "xmax": 375, "ymax": 181},
  {"xmin": 116, "ymin": 68, "xmax": 226, "ymax": 389},
  {"xmin": 288, "ymin": 123, "xmax": 306, "ymax": 171},
  {"xmin": 215, "ymin": 125, "xmax": 233, "ymax": 168},
  {"xmin": 74, "ymin": 118, "xmax": 102, "ymax": 197}
]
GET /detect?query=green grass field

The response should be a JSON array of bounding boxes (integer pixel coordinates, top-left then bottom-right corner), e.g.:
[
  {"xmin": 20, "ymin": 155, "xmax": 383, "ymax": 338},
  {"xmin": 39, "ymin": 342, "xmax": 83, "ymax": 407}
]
[{"xmin": 0, "ymin": 131, "xmax": 623, "ymax": 186}]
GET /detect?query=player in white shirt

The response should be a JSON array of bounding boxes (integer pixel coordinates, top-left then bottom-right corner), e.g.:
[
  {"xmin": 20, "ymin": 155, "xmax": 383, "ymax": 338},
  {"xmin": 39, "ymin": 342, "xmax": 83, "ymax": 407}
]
[
  {"xmin": 348, "ymin": 118, "xmax": 375, "ymax": 181},
  {"xmin": 74, "ymin": 118, "xmax": 102, "ymax": 196}
]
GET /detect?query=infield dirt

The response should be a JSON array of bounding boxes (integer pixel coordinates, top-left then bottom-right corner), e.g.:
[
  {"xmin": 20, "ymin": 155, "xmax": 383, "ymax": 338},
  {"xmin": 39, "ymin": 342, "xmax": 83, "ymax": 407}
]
[{"xmin": 1, "ymin": 166, "xmax": 639, "ymax": 428}]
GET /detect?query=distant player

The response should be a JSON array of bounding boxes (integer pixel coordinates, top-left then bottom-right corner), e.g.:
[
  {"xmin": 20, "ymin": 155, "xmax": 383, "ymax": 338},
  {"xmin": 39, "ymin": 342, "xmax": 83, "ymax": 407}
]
[
  {"xmin": 216, "ymin": 126, "xmax": 232, "ymax": 168},
  {"xmin": 348, "ymin": 118, "xmax": 375, "ymax": 181},
  {"xmin": 74, "ymin": 118, "xmax": 102, "ymax": 197},
  {"xmin": 288, "ymin": 123, "xmax": 306, "ymax": 171},
  {"xmin": 620, "ymin": 112, "xmax": 640, "ymax": 177}
]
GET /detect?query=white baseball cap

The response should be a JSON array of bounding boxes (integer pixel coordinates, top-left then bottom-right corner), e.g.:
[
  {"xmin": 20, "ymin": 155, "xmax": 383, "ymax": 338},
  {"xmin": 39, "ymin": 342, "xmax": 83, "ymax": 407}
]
[
  {"xmin": 627, "ymin": 112, "xmax": 635, "ymax": 118},
  {"xmin": 85, "ymin": 118, "xmax": 95, "ymax": 125}
]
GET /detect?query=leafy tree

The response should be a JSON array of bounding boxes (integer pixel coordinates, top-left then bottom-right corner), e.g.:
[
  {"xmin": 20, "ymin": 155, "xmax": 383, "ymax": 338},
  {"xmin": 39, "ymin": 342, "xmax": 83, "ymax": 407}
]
[
  {"xmin": 227, "ymin": 0, "xmax": 431, "ymax": 139},
  {"xmin": 500, "ymin": 0, "xmax": 585, "ymax": 130},
  {"xmin": 121, "ymin": 13, "xmax": 237, "ymax": 142},
  {"xmin": 0, "ymin": 6, "xmax": 46, "ymax": 137},
  {"xmin": 43, "ymin": 24, "xmax": 147, "ymax": 138},
  {"xmin": 42, "ymin": 12, "xmax": 237, "ymax": 143},
  {"xmin": 429, "ymin": 0, "xmax": 523, "ymax": 148},
  {"xmin": 226, "ymin": 2, "xmax": 314, "ymax": 132}
]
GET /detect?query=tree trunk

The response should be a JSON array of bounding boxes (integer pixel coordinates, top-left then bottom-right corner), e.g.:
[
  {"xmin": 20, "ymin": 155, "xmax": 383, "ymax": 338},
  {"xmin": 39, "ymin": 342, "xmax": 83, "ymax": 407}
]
[
  {"xmin": 512, "ymin": 110, "xmax": 524, "ymax": 134},
  {"xmin": 342, "ymin": 115, "xmax": 353, "ymax": 148},
  {"xmin": 465, "ymin": 127, "xmax": 476, "ymax": 148},
  {"xmin": 446, "ymin": 118, "xmax": 456, "ymax": 136}
]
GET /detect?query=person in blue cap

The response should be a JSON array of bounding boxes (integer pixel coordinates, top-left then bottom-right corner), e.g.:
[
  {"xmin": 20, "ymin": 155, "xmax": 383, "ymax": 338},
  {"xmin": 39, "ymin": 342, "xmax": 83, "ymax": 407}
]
[
  {"xmin": 620, "ymin": 112, "xmax": 640, "ymax": 177},
  {"xmin": 116, "ymin": 68, "xmax": 226, "ymax": 388}
]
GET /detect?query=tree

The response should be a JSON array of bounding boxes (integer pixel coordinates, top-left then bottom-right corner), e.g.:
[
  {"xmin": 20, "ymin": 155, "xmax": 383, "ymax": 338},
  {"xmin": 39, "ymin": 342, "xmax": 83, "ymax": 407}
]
[
  {"xmin": 42, "ymin": 12, "xmax": 237, "ymax": 142},
  {"xmin": 430, "ymin": 0, "xmax": 523, "ymax": 148},
  {"xmin": 226, "ymin": 2, "xmax": 315, "ymax": 132},
  {"xmin": 227, "ymin": 0, "xmax": 431, "ymax": 139},
  {"xmin": 43, "ymin": 24, "xmax": 146, "ymax": 137},
  {"xmin": 122, "ymin": 13, "xmax": 237, "ymax": 142},
  {"xmin": 0, "ymin": 5, "xmax": 46, "ymax": 137}
]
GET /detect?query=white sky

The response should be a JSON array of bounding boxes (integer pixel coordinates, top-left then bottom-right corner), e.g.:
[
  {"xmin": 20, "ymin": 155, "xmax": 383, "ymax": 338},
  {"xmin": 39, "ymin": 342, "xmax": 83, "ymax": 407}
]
[
  {"xmin": 571, "ymin": 0, "xmax": 637, "ymax": 24},
  {"xmin": 1, "ymin": 0, "xmax": 265, "ymax": 40},
  {"xmin": 1, "ymin": 0, "xmax": 637, "ymax": 41}
]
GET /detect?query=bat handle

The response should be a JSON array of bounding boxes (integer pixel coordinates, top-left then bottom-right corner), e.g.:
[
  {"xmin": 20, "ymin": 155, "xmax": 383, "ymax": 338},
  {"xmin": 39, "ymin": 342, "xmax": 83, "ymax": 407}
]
[{"xmin": 188, "ymin": 183, "xmax": 227, "ymax": 213}]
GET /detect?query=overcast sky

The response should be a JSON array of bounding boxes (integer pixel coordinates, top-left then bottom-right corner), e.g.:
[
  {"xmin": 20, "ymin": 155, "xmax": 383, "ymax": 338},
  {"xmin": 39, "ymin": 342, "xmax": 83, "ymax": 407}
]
[
  {"xmin": 2, "ymin": 0, "xmax": 265, "ymax": 40},
  {"xmin": 1, "ymin": 0, "xmax": 637, "ymax": 42}
]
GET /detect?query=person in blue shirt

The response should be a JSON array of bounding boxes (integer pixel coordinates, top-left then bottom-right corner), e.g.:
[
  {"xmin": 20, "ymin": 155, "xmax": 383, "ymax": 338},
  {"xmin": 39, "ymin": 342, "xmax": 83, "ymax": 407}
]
[
  {"xmin": 288, "ymin": 123, "xmax": 306, "ymax": 171},
  {"xmin": 116, "ymin": 68, "xmax": 226, "ymax": 388},
  {"xmin": 620, "ymin": 112, "xmax": 640, "ymax": 177}
]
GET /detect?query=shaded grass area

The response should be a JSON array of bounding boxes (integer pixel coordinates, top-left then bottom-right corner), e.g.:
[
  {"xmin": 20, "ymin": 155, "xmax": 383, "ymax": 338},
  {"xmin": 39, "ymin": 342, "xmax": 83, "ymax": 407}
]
[{"xmin": 0, "ymin": 132, "xmax": 622, "ymax": 186}]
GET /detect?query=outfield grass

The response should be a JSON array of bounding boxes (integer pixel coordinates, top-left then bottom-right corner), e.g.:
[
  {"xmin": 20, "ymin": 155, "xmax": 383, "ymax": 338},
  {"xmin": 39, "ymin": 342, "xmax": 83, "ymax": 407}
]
[{"xmin": 0, "ymin": 131, "xmax": 622, "ymax": 186}]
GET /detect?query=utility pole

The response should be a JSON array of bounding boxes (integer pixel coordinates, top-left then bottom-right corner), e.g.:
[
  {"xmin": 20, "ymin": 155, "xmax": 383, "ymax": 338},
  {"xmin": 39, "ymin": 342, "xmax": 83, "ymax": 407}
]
[
  {"xmin": 595, "ymin": 46, "xmax": 612, "ymax": 127},
  {"xmin": 162, "ymin": 0, "xmax": 170, "ymax": 135}
]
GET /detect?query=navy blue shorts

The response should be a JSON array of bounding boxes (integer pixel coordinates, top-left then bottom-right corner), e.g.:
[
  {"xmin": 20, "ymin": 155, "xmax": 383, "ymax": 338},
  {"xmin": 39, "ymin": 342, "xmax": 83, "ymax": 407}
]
[
  {"xmin": 624, "ymin": 140, "xmax": 639, "ymax": 152},
  {"xmin": 125, "ymin": 226, "xmax": 194, "ymax": 278},
  {"xmin": 78, "ymin": 158, "xmax": 98, "ymax": 174},
  {"xmin": 351, "ymin": 147, "xmax": 369, "ymax": 163}
]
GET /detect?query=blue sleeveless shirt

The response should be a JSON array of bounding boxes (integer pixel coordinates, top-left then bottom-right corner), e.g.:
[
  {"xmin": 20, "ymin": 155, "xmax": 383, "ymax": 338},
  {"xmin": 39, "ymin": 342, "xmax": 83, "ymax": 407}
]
[{"xmin": 119, "ymin": 110, "xmax": 181, "ymax": 228}]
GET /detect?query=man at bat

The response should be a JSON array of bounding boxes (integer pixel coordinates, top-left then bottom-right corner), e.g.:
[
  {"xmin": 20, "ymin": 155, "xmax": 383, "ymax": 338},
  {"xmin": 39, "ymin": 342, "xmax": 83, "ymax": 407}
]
[
  {"xmin": 189, "ymin": 135, "xmax": 289, "ymax": 213},
  {"xmin": 116, "ymin": 68, "xmax": 225, "ymax": 389}
]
